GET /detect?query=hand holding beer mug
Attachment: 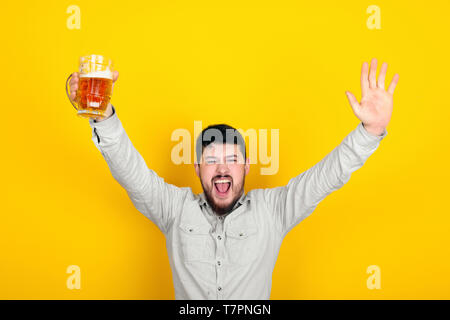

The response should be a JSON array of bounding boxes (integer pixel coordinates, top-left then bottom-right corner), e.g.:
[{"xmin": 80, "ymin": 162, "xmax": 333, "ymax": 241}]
[{"xmin": 66, "ymin": 54, "xmax": 119, "ymax": 121}]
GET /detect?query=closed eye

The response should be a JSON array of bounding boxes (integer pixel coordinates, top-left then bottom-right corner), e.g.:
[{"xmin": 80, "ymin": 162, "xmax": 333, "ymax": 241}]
[{"xmin": 204, "ymin": 157, "xmax": 217, "ymax": 164}]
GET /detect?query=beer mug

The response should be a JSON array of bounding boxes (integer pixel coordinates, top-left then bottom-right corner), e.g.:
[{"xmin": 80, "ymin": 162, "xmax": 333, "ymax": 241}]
[{"xmin": 66, "ymin": 54, "xmax": 113, "ymax": 120}]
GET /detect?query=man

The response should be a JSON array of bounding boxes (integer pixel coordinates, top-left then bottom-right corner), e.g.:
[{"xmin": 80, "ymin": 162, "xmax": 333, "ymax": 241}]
[{"xmin": 68, "ymin": 58, "xmax": 399, "ymax": 299}]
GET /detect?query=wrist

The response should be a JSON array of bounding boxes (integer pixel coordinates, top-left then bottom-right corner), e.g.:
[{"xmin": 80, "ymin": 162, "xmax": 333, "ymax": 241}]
[
  {"xmin": 94, "ymin": 104, "xmax": 114, "ymax": 123},
  {"xmin": 362, "ymin": 123, "xmax": 385, "ymax": 136}
]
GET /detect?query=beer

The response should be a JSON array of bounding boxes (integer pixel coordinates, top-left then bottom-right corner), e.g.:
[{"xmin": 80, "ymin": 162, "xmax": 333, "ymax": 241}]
[
  {"xmin": 66, "ymin": 54, "xmax": 114, "ymax": 120},
  {"xmin": 76, "ymin": 75, "xmax": 112, "ymax": 118}
]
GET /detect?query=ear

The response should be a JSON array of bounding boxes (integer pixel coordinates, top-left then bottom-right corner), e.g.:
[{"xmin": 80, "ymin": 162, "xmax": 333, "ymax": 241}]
[
  {"xmin": 244, "ymin": 157, "xmax": 250, "ymax": 176},
  {"xmin": 194, "ymin": 163, "xmax": 200, "ymax": 178}
]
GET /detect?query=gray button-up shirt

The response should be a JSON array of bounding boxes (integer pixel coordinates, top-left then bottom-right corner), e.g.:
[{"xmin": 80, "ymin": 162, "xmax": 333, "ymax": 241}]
[{"xmin": 89, "ymin": 106, "xmax": 387, "ymax": 300}]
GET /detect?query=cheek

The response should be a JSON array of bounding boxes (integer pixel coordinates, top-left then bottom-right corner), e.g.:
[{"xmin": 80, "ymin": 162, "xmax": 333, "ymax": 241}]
[
  {"xmin": 200, "ymin": 167, "xmax": 215, "ymax": 183},
  {"xmin": 231, "ymin": 167, "xmax": 245, "ymax": 184}
]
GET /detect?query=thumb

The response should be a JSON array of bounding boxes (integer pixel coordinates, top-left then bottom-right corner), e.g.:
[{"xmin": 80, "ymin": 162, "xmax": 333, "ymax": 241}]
[
  {"xmin": 111, "ymin": 71, "xmax": 119, "ymax": 95},
  {"xmin": 112, "ymin": 70, "xmax": 119, "ymax": 83},
  {"xmin": 345, "ymin": 91, "xmax": 361, "ymax": 117}
]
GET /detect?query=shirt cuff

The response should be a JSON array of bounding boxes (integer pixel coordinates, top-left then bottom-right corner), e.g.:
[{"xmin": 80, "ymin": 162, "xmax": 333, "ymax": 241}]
[
  {"xmin": 88, "ymin": 105, "xmax": 122, "ymax": 138},
  {"xmin": 354, "ymin": 122, "xmax": 388, "ymax": 149}
]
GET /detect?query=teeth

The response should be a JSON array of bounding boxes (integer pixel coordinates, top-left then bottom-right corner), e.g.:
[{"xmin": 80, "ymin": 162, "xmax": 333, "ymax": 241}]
[{"xmin": 215, "ymin": 179, "xmax": 231, "ymax": 184}]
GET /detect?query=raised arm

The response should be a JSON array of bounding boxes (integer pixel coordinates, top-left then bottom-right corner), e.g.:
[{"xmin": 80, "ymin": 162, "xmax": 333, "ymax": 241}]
[
  {"xmin": 263, "ymin": 122, "xmax": 387, "ymax": 237},
  {"xmin": 88, "ymin": 106, "xmax": 185, "ymax": 234},
  {"xmin": 263, "ymin": 58, "xmax": 399, "ymax": 238},
  {"xmin": 68, "ymin": 71, "xmax": 184, "ymax": 234}
]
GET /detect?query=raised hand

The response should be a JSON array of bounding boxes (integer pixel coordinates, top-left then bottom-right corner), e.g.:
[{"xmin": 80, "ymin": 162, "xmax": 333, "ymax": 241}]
[{"xmin": 345, "ymin": 58, "xmax": 399, "ymax": 136}]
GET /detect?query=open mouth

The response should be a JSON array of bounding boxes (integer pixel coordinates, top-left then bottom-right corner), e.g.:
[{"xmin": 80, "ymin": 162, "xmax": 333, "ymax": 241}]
[{"xmin": 214, "ymin": 178, "xmax": 232, "ymax": 197}]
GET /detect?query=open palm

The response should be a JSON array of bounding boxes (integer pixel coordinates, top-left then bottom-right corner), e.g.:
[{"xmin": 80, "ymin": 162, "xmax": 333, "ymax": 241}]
[{"xmin": 346, "ymin": 58, "xmax": 399, "ymax": 136}]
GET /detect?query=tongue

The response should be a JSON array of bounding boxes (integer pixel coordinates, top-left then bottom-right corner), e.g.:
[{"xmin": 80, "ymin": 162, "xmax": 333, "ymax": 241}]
[{"xmin": 216, "ymin": 182, "xmax": 230, "ymax": 193}]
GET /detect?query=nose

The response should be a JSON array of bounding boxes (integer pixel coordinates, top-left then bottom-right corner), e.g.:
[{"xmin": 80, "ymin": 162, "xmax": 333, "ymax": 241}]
[{"xmin": 216, "ymin": 162, "xmax": 230, "ymax": 175}]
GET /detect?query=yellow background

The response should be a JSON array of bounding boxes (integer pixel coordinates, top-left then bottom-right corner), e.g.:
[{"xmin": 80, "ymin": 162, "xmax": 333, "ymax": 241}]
[{"xmin": 1, "ymin": 0, "xmax": 449, "ymax": 299}]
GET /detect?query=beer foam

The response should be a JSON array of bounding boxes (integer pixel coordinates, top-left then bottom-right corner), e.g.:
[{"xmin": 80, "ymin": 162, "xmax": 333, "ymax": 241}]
[{"xmin": 79, "ymin": 70, "xmax": 113, "ymax": 79}]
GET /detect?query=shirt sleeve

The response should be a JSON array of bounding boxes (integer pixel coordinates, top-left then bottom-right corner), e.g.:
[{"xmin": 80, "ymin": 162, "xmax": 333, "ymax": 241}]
[
  {"xmin": 88, "ymin": 105, "xmax": 185, "ymax": 234},
  {"xmin": 262, "ymin": 122, "xmax": 388, "ymax": 238}
]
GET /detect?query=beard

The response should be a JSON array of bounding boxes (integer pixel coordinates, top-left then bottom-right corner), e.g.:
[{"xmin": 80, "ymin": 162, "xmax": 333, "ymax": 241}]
[{"xmin": 200, "ymin": 173, "xmax": 246, "ymax": 216}]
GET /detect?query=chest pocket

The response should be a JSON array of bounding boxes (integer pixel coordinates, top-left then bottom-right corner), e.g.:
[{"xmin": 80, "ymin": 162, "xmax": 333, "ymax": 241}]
[
  {"xmin": 225, "ymin": 226, "xmax": 258, "ymax": 266},
  {"xmin": 178, "ymin": 223, "xmax": 212, "ymax": 262}
]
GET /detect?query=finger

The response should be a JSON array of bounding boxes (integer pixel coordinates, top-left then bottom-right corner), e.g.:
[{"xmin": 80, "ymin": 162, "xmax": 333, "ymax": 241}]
[
  {"xmin": 368, "ymin": 58, "xmax": 377, "ymax": 89},
  {"xmin": 69, "ymin": 72, "xmax": 79, "ymax": 87},
  {"xmin": 377, "ymin": 62, "xmax": 388, "ymax": 89},
  {"xmin": 112, "ymin": 70, "xmax": 119, "ymax": 83},
  {"xmin": 69, "ymin": 80, "xmax": 77, "ymax": 100},
  {"xmin": 345, "ymin": 91, "xmax": 361, "ymax": 117},
  {"xmin": 70, "ymin": 79, "xmax": 78, "ymax": 94},
  {"xmin": 387, "ymin": 73, "xmax": 400, "ymax": 95},
  {"xmin": 70, "ymin": 84, "xmax": 78, "ymax": 100},
  {"xmin": 360, "ymin": 62, "xmax": 369, "ymax": 97}
]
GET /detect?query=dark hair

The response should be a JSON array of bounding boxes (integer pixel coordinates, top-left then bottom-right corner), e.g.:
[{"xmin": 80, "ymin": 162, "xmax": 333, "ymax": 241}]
[{"xmin": 195, "ymin": 124, "xmax": 246, "ymax": 164}]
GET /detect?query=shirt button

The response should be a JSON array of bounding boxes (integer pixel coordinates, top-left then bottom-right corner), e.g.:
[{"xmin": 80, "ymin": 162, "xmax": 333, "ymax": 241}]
[
  {"xmin": 218, "ymin": 286, "xmax": 222, "ymax": 291},
  {"xmin": 217, "ymin": 235, "xmax": 222, "ymax": 240},
  {"xmin": 217, "ymin": 260, "xmax": 221, "ymax": 266}
]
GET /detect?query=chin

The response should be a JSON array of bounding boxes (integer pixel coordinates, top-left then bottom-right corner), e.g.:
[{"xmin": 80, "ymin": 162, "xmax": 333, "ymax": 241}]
[
  {"xmin": 208, "ymin": 193, "xmax": 236, "ymax": 215},
  {"xmin": 215, "ymin": 198, "xmax": 232, "ymax": 207}
]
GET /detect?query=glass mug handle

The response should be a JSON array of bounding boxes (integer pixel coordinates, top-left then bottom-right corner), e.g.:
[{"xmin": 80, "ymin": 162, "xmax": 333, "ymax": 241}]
[{"xmin": 65, "ymin": 73, "xmax": 78, "ymax": 111}]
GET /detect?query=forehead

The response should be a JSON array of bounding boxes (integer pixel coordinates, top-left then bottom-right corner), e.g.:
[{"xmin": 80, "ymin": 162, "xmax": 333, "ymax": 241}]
[{"xmin": 203, "ymin": 143, "xmax": 242, "ymax": 157}]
